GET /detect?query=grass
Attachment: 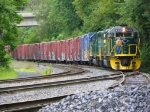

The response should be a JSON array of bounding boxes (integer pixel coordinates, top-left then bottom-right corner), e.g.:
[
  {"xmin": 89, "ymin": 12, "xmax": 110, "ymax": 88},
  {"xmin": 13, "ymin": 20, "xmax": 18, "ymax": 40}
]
[{"xmin": 0, "ymin": 67, "xmax": 18, "ymax": 80}]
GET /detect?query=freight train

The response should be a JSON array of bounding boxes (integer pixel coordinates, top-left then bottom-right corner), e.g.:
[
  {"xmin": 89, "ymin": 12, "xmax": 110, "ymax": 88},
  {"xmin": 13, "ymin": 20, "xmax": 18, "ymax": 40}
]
[{"xmin": 12, "ymin": 24, "xmax": 141, "ymax": 70}]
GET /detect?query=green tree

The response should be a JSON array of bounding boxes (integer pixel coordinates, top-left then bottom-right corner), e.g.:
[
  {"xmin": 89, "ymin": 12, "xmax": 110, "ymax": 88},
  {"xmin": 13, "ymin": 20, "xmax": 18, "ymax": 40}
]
[
  {"xmin": 0, "ymin": 0, "xmax": 27, "ymax": 67},
  {"xmin": 35, "ymin": 0, "xmax": 83, "ymax": 41},
  {"xmin": 18, "ymin": 27, "xmax": 40, "ymax": 44},
  {"xmin": 73, "ymin": 0, "xmax": 119, "ymax": 32}
]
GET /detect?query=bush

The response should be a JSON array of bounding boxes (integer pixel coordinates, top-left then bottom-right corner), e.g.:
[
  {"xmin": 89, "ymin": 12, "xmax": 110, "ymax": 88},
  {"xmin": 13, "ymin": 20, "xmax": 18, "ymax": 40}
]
[{"xmin": 141, "ymin": 42, "xmax": 150, "ymax": 73}]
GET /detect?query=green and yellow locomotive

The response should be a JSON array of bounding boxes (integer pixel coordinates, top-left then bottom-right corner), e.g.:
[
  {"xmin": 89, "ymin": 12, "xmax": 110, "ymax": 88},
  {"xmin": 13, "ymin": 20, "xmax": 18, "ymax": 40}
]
[{"xmin": 90, "ymin": 24, "xmax": 141, "ymax": 70}]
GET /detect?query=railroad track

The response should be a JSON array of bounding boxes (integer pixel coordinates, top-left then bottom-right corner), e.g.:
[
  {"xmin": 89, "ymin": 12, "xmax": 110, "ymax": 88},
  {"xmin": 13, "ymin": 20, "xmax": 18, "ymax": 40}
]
[
  {"xmin": 0, "ymin": 96, "xmax": 67, "ymax": 112},
  {"xmin": 0, "ymin": 72, "xmax": 122, "ymax": 94},
  {"xmin": 0, "ymin": 65, "xmax": 150, "ymax": 112},
  {"xmin": 0, "ymin": 71, "xmax": 123, "ymax": 111}
]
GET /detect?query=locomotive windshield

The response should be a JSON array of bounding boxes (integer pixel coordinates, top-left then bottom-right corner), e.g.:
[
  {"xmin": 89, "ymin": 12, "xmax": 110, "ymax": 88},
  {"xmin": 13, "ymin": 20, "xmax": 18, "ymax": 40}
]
[{"xmin": 116, "ymin": 32, "xmax": 132, "ymax": 37}]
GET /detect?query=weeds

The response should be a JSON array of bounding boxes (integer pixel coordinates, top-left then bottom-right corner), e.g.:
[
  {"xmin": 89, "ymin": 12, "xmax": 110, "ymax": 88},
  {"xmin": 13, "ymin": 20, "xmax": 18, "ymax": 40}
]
[
  {"xmin": 41, "ymin": 63, "xmax": 53, "ymax": 75},
  {"xmin": 0, "ymin": 66, "xmax": 18, "ymax": 80}
]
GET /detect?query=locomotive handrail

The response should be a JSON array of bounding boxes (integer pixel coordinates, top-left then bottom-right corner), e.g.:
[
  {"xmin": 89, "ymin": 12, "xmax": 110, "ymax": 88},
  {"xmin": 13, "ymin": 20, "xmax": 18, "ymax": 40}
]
[
  {"xmin": 110, "ymin": 44, "xmax": 138, "ymax": 56},
  {"xmin": 127, "ymin": 44, "xmax": 137, "ymax": 54}
]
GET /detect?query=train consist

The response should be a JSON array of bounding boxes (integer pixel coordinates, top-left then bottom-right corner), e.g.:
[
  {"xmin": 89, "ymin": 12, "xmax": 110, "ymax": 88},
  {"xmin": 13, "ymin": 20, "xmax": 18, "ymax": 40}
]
[{"xmin": 12, "ymin": 25, "xmax": 141, "ymax": 70}]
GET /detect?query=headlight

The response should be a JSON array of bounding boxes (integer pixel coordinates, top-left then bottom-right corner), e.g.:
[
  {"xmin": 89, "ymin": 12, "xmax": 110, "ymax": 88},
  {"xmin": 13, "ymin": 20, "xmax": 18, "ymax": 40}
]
[{"xmin": 122, "ymin": 27, "xmax": 126, "ymax": 32}]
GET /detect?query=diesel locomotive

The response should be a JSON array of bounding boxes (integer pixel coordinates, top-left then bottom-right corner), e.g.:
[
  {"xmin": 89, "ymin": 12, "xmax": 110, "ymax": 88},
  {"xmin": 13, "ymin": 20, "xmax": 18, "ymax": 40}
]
[
  {"xmin": 12, "ymin": 25, "xmax": 141, "ymax": 70},
  {"xmin": 90, "ymin": 24, "xmax": 141, "ymax": 70}
]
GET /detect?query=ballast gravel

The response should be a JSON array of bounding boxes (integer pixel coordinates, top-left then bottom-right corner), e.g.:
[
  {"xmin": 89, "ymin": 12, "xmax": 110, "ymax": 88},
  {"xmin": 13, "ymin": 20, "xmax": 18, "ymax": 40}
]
[
  {"xmin": 0, "ymin": 80, "xmax": 116, "ymax": 104},
  {"xmin": 39, "ymin": 85, "xmax": 150, "ymax": 112}
]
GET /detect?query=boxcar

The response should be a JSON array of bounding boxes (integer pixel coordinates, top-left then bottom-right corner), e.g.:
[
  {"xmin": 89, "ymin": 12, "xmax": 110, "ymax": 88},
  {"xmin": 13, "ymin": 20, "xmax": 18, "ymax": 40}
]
[
  {"xmin": 21, "ymin": 45, "xmax": 25, "ymax": 60},
  {"xmin": 17, "ymin": 45, "xmax": 22, "ymax": 60},
  {"xmin": 65, "ymin": 40, "xmax": 69, "ymax": 62},
  {"xmin": 70, "ymin": 38, "xmax": 74, "ymax": 62},
  {"xmin": 40, "ymin": 42, "xmax": 44, "ymax": 60},
  {"xmin": 26, "ymin": 44, "xmax": 31, "ymax": 60},
  {"xmin": 43, "ymin": 42, "xmax": 48, "ymax": 61},
  {"xmin": 33, "ymin": 43, "xmax": 40, "ymax": 61},
  {"xmin": 47, "ymin": 42, "xmax": 51, "ymax": 61},
  {"xmin": 73, "ymin": 37, "xmax": 81, "ymax": 62},
  {"xmin": 23, "ymin": 44, "xmax": 28, "ymax": 60},
  {"xmin": 31, "ymin": 44, "xmax": 35, "ymax": 60},
  {"xmin": 51, "ymin": 41, "xmax": 57, "ymax": 61},
  {"xmin": 60, "ymin": 40, "xmax": 66, "ymax": 62},
  {"xmin": 56, "ymin": 41, "xmax": 61, "ymax": 62}
]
